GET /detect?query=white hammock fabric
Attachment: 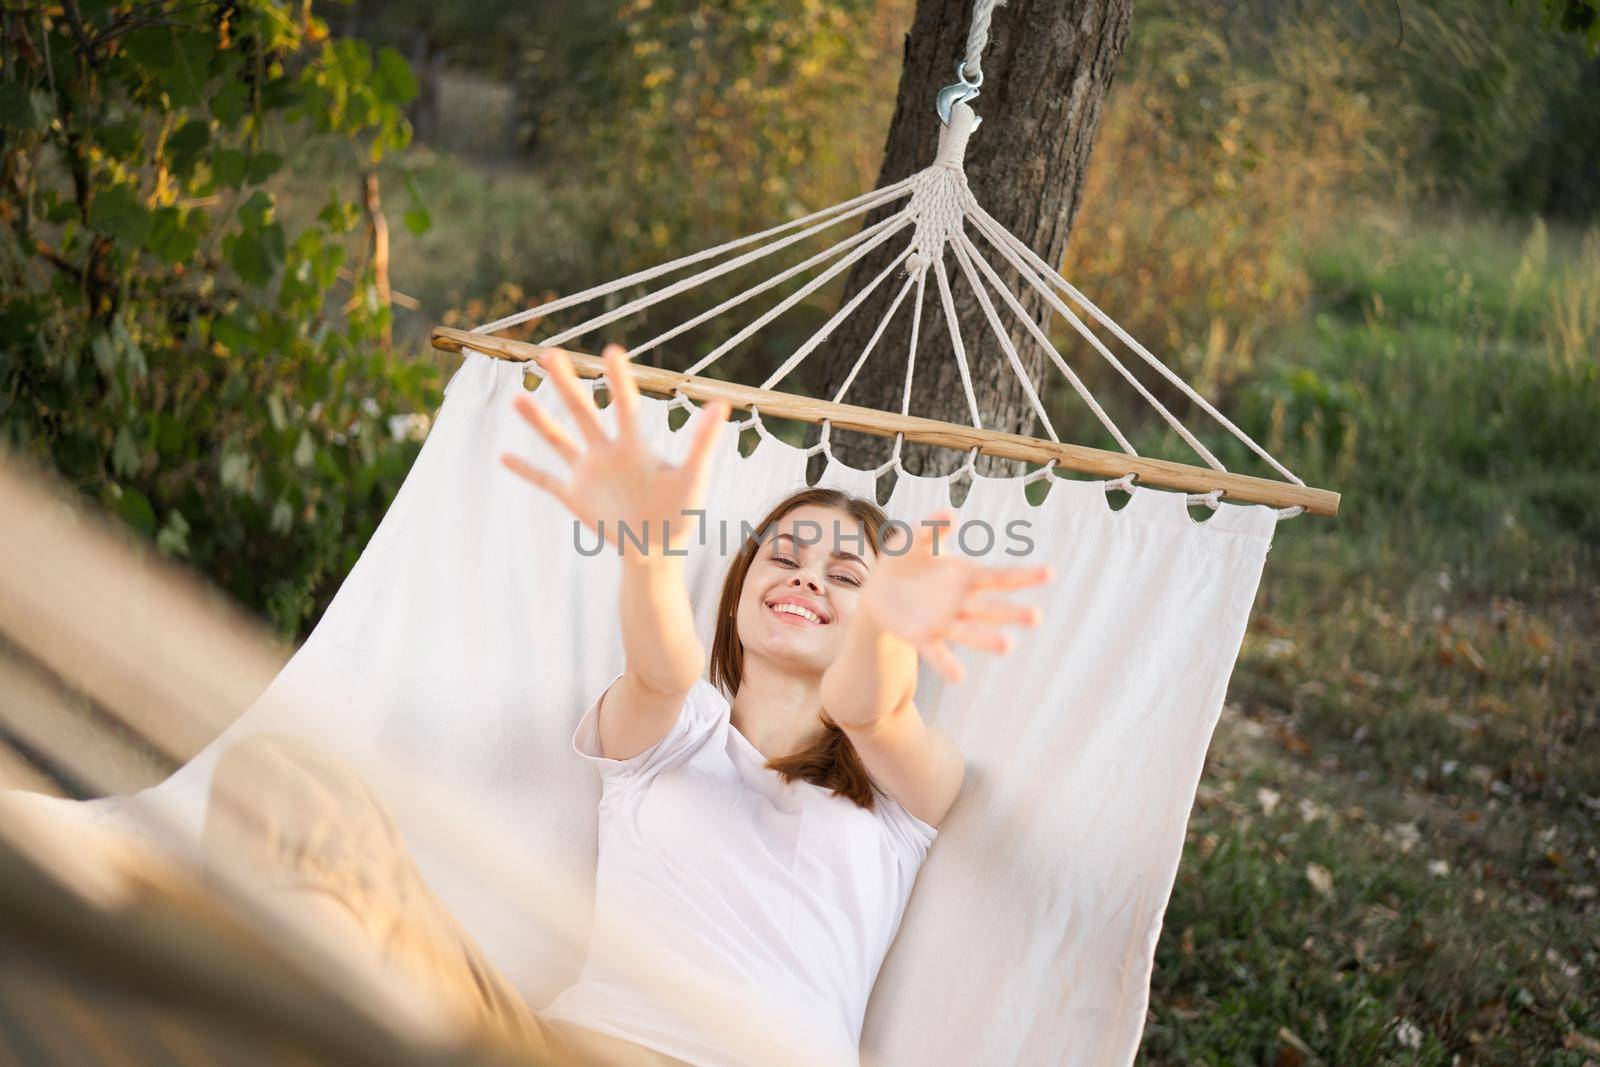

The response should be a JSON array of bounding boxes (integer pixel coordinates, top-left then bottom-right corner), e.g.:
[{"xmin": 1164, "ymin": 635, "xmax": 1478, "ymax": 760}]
[{"xmin": 35, "ymin": 349, "xmax": 1279, "ymax": 1065}]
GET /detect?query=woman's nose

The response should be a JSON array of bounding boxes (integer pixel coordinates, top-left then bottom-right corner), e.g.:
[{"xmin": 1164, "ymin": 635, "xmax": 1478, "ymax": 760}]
[{"xmin": 789, "ymin": 573, "xmax": 822, "ymax": 593}]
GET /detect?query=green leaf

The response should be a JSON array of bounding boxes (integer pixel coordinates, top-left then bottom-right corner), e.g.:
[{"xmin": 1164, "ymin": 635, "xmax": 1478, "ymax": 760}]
[
  {"xmin": 147, "ymin": 207, "xmax": 200, "ymax": 265},
  {"xmin": 167, "ymin": 29, "xmax": 214, "ymax": 108},
  {"xmin": 115, "ymin": 485, "xmax": 156, "ymax": 536},
  {"xmin": 88, "ymin": 184, "xmax": 151, "ymax": 246},
  {"xmin": 371, "ymin": 47, "xmax": 420, "ymax": 106},
  {"xmin": 219, "ymin": 450, "xmax": 252, "ymax": 494},
  {"xmin": 318, "ymin": 197, "xmax": 360, "ymax": 235},
  {"xmin": 167, "ymin": 119, "xmax": 211, "ymax": 177},
  {"xmin": 401, "ymin": 173, "xmax": 431, "ymax": 235},
  {"xmin": 209, "ymin": 82, "xmax": 249, "ymax": 128},
  {"xmin": 98, "ymin": 120, "xmax": 143, "ymax": 158},
  {"xmin": 260, "ymin": 74, "xmax": 301, "ymax": 111},
  {"xmin": 156, "ymin": 508, "xmax": 191, "ymax": 557},
  {"xmin": 247, "ymin": 152, "xmax": 284, "ymax": 184},
  {"xmin": 211, "ymin": 315, "xmax": 255, "ymax": 354},
  {"xmin": 212, "ymin": 149, "xmax": 247, "ymax": 188},
  {"xmin": 112, "ymin": 425, "xmax": 143, "ymax": 478},
  {"xmin": 0, "ymin": 84, "xmax": 50, "ymax": 130},
  {"xmin": 227, "ymin": 224, "xmax": 286, "ymax": 285},
  {"xmin": 239, "ymin": 190, "xmax": 275, "ymax": 229},
  {"xmin": 155, "ymin": 413, "xmax": 187, "ymax": 455}
]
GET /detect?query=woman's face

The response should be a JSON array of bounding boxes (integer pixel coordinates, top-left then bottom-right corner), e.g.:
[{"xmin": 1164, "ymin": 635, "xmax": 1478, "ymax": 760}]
[{"xmin": 735, "ymin": 503, "xmax": 876, "ymax": 675}]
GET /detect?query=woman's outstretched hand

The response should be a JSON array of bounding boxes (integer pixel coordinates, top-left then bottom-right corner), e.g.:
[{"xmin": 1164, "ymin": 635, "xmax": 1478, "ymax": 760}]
[
  {"xmin": 499, "ymin": 344, "xmax": 730, "ymax": 560},
  {"xmin": 859, "ymin": 507, "xmax": 1054, "ymax": 684}
]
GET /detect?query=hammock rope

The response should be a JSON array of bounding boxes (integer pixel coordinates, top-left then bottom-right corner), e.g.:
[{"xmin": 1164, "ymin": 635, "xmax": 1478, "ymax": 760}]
[
  {"xmin": 963, "ymin": 0, "xmax": 1007, "ymax": 81},
  {"xmin": 436, "ymin": 2, "xmax": 1333, "ymax": 521}
]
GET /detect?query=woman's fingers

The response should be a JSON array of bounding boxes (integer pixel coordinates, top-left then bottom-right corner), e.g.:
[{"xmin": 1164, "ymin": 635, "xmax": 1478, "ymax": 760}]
[
  {"xmin": 913, "ymin": 508, "xmax": 959, "ymax": 558},
  {"xmin": 956, "ymin": 595, "xmax": 1043, "ymax": 628},
  {"xmin": 918, "ymin": 638, "xmax": 966, "ymax": 685},
  {"xmin": 511, "ymin": 394, "xmax": 581, "ymax": 467},
  {"xmin": 602, "ymin": 344, "xmax": 642, "ymax": 442},
  {"xmin": 680, "ymin": 398, "xmax": 731, "ymax": 487},
  {"xmin": 970, "ymin": 562, "xmax": 1055, "ymax": 592},
  {"xmin": 536, "ymin": 348, "xmax": 608, "ymax": 447},
  {"xmin": 941, "ymin": 621, "xmax": 1014, "ymax": 655},
  {"xmin": 499, "ymin": 452, "xmax": 579, "ymax": 514}
]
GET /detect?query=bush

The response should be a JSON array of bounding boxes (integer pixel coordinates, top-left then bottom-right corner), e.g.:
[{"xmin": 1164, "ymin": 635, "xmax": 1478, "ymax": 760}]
[{"xmin": 0, "ymin": 1, "xmax": 440, "ymax": 638}]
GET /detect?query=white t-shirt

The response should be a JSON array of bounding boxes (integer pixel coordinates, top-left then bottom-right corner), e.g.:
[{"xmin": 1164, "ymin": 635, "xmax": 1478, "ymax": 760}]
[{"xmin": 540, "ymin": 672, "xmax": 939, "ymax": 1067}]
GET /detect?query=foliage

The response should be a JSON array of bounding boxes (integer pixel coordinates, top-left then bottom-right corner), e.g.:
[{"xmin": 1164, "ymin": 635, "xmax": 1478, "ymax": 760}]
[
  {"xmin": 508, "ymin": 0, "xmax": 912, "ymax": 345},
  {"xmin": 1052, "ymin": 0, "xmax": 1600, "ymax": 425},
  {"xmin": 1400, "ymin": 0, "xmax": 1600, "ymax": 217},
  {"xmin": 0, "ymin": 0, "xmax": 440, "ymax": 637},
  {"xmin": 1058, "ymin": 1, "xmax": 1390, "ymax": 405},
  {"xmin": 1528, "ymin": 0, "xmax": 1600, "ymax": 49}
]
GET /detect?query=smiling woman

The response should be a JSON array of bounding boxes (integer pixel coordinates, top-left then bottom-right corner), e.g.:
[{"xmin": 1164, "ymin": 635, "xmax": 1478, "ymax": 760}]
[
  {"xmin": 708, "ymin": 489, "xmax": 897, "ymax": 812},
  {"xmin": 496, "ymin": 344, "xmax": 1053, "ymax": 1066}
]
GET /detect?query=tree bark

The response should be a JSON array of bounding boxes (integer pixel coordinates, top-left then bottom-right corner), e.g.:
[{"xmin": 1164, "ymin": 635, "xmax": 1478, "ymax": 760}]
[{"xmin": 807, "ymin": 0, "xmax": 1132, "ymax": 481}]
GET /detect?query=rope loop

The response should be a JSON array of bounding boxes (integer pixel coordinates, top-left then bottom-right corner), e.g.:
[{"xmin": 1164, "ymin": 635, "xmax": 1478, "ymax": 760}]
[
  {"xmin": 734, "ymin": 403, "xmax": 764, "ymax": 434},
  {"xmin": 955, "ymin": 445, "xmax": 980, "ymax": 481},
  {"xmin": 1186, "ymin": 488, "xmax": 1225, "ymax": 511},
  {"xmin": 665, "ymin": 392, "xmax": 696, "ymax": 415},
  {"xmin": 1104, "ymin": 472, "xmax": 1138, "ymax": 496},
  {"xmin": 804, "ymin": 418, "xmax": 833, "ymax": 459},
  {"xmin": 1274, "ymin": 504, "xmax": 1306, "ymax": 522},
  {"xmin": 871, "ymin": 431, "xmax": 905, "ymax": 479},
  {"xmin": 1022, "ymin": 458, "xmax": 1058, "ymax": 486},
  {"xmin": 516, "ymin": 348, "xmax": 550, "ymax": 382}
]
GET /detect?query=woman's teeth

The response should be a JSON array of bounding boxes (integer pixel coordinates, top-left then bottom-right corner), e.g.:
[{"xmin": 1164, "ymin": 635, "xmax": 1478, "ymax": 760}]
[{"xmin": 770, "ymin": 602, "xmax": 823, "ymax": 624}]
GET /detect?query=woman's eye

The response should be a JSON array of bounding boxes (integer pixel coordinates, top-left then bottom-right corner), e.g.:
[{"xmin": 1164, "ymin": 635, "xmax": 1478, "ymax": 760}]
[
  {"xmin": 771, "ymin": 555, "xmax": 797, "ymax": 567},
  {"xmin": 831, "ymin": 573, "xmax": 861, "ymax": 586}
]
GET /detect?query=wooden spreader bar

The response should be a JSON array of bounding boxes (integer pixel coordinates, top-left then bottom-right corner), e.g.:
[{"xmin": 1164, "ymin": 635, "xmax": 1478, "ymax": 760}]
[{"xmin": 432, "ymin": 327, "xmax": 1340, "ymax": 517}]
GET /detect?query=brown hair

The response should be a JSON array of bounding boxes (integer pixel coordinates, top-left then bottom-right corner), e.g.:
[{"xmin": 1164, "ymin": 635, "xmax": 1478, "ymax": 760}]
[{"xmin": 709, "ymin": 486, "xmax": 891, "ymax": 812}]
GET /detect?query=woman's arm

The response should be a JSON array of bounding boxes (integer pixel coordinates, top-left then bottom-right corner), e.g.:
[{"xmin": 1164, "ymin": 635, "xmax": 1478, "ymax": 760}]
[
  {"xmin": 601, "ymin": 552, "xmax": 706, "ymax": 760},
  {"xmin": 820, "ymin": 613, "xmax": 965, "ymax": 829},
  {"xmin": 821, "ymin": 510, "xmax": 1052, "ymax": 829},
  {"xmin": 500, "ymin": 344, "xmax": 729, "ymax": 761}
]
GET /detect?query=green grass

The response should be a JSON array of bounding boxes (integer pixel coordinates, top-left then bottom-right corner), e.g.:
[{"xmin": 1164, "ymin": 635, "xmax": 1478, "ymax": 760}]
[{"xmin": 1137, "ymin": 212, "xmax": 1599, "ymax": 1066}]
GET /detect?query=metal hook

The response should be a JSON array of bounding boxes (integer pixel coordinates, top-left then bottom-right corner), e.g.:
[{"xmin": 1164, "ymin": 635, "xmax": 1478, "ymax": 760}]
[{"xmin": 936, "ymin": 60, "xmax": 984, "ymax": 129}]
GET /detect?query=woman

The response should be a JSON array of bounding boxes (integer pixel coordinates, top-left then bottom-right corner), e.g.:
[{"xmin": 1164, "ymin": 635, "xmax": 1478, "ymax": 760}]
[
  {"xmin": 501, "ymin": 344, "xmax": 1052, "ymax": 1066},
  {"xmin": 206, "ymin": 344, "xmax": 1050, "ymax": 1067}
]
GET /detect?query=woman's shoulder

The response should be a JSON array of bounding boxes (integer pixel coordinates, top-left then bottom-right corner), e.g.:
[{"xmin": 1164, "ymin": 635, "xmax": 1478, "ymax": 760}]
[
  {"xmin": 869, "ymin": 784, "xmax": 939, "ymax": 860},
  {"xmin": 685, "ymin": 675, "xmax": 732, "ymax": 726},
  {"xmin": 574, "ymin": 672, "xmax": 729, "ymax": 783}
]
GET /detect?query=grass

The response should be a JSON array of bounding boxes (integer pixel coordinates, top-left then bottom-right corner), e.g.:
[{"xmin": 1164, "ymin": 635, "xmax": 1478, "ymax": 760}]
[{"xmin": 1137, "ymin": 211, "xmax": 1599, "ymax": 1066}]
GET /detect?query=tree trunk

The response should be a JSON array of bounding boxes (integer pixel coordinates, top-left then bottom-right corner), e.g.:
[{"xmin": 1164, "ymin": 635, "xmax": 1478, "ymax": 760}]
[{"xmin": 808, "ymin": 0, "xmax": 1132, "ymax": 481}]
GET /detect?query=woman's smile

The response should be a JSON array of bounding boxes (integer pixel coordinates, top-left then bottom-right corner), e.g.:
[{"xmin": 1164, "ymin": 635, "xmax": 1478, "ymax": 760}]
[{"xmin": 765, "ymin": 594, "xmax": 832, "ymax": 626}]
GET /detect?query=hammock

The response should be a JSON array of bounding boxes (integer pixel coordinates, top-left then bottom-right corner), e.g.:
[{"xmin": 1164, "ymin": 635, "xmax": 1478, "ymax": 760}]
[{"xmin": 2, "ymin": 4, "xmax": 1340, "ymax": 1065}]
